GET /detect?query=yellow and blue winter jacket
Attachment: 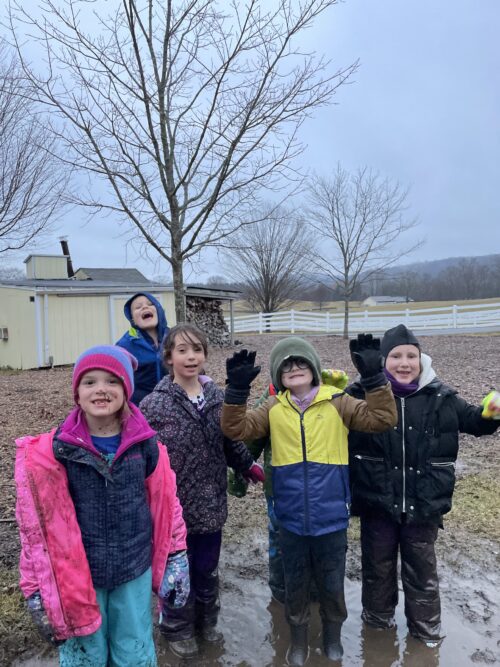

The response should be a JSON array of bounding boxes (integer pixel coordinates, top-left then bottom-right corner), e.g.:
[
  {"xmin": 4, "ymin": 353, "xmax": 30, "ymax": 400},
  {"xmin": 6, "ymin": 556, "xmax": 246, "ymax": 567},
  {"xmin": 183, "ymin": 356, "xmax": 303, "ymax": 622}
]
[{"xmin": 222, "ymin": 383, "xmax": 397, "ymax": 536}]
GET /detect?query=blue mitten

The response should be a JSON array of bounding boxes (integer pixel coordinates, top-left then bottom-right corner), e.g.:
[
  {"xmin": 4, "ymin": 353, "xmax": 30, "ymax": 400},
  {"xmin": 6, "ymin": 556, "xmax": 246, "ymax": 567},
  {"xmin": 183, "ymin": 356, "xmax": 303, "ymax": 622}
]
[
  {"xmin": 27, "ymin": 592, "xmax": 64, "ymax": 646},
  {"xmin": 160, "ymin": 551, "xmax": 190, "ymax": 608}
]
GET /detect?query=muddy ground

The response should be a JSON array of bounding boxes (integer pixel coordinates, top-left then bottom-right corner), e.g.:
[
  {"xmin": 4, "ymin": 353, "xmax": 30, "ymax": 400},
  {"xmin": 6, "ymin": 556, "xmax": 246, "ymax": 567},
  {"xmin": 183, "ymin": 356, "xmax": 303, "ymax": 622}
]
[{"xmin": 1, "ymin": 334, "xmax": 499, "ymax": 666}]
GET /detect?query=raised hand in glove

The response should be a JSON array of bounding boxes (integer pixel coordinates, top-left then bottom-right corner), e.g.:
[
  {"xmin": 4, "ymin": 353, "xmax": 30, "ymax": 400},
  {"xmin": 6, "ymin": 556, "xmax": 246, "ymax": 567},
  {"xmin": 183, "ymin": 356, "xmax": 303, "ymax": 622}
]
[
  {"xmin": 349, "ymin": 333, "xmax": 386, "ymax": 390},
  {"xmin": 242, "ymin": 462, "xmax": 265, "ymax": 484},
  {"xmin": 481, "ymin": 390, "xmax": 500, "ymax": 419},
  {"xmin": 160, "ymin": 551, "xmax": 190, "ymax": 608},
  {"xmin": 27, "ymin": 591, "xmax": 64, "ymax": 646},
  {"xmin": 225, "ymin": 349, "xmax": 261, "ymax": 404}
]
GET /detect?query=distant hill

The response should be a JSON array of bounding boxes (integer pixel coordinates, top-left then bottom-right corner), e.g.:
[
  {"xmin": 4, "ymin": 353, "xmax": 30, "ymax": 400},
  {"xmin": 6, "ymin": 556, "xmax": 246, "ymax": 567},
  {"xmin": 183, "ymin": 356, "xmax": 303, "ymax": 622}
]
[{"xmin": 381, "ymin": 254, "xmax": 500, "ymax": 279}]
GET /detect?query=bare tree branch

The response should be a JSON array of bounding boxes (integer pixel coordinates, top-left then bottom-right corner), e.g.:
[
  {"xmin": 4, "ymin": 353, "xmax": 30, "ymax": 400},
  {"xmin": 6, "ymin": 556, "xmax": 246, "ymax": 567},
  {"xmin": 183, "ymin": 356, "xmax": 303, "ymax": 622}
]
[
  {"xmin": 222, "ymin": 204, "xmax": 316, "ymax": 314},
  {"xmin": 308, "ymin": 164, "xmax": 424, "ymax": 337},
  {"xmin": 0, "ymin": 41, "xmax": 69, "ymax": 254},
  {"xmin": 8, "ymin": 0, "xmax": 357, "ymax": 319}
]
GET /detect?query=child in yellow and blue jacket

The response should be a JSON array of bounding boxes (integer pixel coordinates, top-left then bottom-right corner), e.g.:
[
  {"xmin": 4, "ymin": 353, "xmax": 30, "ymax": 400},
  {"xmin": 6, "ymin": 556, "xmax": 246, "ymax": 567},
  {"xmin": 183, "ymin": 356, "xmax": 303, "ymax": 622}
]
[{"xmin": 221, "ymin": 335, "xmax": 397, "ymax": 666}]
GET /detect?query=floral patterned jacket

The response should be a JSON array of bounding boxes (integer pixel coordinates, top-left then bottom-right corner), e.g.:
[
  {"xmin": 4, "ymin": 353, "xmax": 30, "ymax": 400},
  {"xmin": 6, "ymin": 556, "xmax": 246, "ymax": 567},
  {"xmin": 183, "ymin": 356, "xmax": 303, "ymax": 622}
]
[{"xmin": 141, "ymin": 375, "xmax": 254, "ymax": 533}]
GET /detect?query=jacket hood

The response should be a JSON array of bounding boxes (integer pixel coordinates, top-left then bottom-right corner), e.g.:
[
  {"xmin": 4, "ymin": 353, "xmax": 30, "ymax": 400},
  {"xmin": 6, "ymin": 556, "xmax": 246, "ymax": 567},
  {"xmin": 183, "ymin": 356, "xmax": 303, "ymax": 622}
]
[
  {"xmin": 417, "ymin": 353, "xmax": 437, "ymax": 390},
  {"xmin": 270, "ymin": 337, "xmax": 322, "ymax": 392},
  {"xmin": 150, "ymin": 373, "xmax": 218, "ymax": 403},
  {"xmin": 57, "ymin": 403, "xmax": 156, "ymax": 457},
  {"xmin": 123, "ymin": 292, "xmax": 168, "ymax": 344}
]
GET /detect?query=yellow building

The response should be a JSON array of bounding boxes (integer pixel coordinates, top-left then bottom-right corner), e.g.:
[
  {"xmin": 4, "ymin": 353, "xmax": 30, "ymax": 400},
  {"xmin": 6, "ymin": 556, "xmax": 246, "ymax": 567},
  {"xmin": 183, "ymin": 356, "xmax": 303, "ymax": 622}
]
[{"xmin": 0, "ymin": 254, "xmax": 238, "ymax": 369}]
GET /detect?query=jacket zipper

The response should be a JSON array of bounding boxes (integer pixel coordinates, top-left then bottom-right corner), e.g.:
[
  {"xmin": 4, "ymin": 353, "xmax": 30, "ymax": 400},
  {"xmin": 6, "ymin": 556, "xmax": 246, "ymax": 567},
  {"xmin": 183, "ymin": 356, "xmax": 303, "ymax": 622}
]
[
  {"xmin": 354, "ymin": 454, "xmax": 383, "ymax": 462},
  {"xmin": 401, "ymin": 397, "xmax": 406, "ymax": 513},
  {"xmin": 286, "ymin": 397, "xmax": 310, "ymax": 534},
  {"xmin": 299, "ymin": 412, "xmax": 310, "ymax": 534},
  {"xmin": 27, "ymin": 467, "xmax": 68, "ymax": 627},
  {"xmin": 431, "ymin": 461, "xmax": 455, "ymax": 468}
]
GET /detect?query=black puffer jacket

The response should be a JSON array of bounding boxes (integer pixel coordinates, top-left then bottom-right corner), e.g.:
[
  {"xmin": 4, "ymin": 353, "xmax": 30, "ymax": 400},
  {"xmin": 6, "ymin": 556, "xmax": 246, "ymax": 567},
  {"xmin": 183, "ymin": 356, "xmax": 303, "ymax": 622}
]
[
  {"xmin": 348, "ymin": 354, "xmax": 499, "ymax": 524},
  {"xmin": 140, "ymin": 375, "xmax": 254, "ymax": 533}
]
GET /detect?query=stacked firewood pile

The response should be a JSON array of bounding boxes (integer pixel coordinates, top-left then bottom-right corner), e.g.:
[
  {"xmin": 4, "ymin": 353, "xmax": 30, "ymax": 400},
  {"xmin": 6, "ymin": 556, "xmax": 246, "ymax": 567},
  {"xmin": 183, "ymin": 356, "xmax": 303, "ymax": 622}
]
[{"xmin": 186, "ymin": 296, "xmax": 231, "ymax": 346}]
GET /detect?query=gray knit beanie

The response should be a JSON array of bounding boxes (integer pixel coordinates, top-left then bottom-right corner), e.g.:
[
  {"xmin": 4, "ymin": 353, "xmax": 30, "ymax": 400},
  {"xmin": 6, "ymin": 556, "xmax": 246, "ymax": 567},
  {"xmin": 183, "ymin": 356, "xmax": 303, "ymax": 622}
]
[{"xmin": 269, "ymin": 337, "xmax": 322, "ymax": 392}]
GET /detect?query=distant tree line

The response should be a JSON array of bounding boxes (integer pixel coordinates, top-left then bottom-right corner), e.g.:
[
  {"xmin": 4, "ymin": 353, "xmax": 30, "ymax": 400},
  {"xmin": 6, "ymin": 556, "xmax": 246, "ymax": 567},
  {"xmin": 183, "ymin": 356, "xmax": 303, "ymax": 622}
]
[
  {"xmin": 372, "ymin": 257, "xmax": 500, "ymax": 302},
  {"xmin": 205, "ymin": 255, "xmax": 500, "ymax": 307}
]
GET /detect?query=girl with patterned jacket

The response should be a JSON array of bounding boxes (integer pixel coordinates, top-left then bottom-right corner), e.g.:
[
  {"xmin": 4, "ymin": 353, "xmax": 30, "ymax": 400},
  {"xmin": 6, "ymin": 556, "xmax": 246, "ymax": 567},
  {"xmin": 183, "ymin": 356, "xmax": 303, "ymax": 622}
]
[
  {"xmin": 15, "ymin": 345, "xmax": 189, "ymax": 667},
  {"xmin": 140, "ymin": 324, "xmax": 264, "ymax": 659}
]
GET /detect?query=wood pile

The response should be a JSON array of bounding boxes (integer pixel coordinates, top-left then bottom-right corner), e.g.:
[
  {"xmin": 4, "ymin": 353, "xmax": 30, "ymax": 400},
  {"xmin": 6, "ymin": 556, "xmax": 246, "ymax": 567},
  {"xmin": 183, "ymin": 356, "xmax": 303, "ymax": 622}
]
[{"xmin": 186, "ymin": 296, "xmax": 231, "ymax": 346}]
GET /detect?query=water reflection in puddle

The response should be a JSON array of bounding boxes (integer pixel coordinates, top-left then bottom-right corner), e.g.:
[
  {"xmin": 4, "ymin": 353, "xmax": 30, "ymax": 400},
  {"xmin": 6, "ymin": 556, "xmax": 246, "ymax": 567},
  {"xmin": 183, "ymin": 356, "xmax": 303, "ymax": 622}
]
[{"xmin": 13, "ymin": 539, "xmax": 498, "ymax": 666}]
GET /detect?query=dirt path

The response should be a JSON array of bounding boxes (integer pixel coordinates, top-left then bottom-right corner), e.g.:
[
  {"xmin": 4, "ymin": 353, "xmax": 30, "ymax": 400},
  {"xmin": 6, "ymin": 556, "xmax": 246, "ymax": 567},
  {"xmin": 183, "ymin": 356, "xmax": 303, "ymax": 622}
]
[{"xmin": 2, "ymin": 334, "xmax": 499, "ymax": 665}]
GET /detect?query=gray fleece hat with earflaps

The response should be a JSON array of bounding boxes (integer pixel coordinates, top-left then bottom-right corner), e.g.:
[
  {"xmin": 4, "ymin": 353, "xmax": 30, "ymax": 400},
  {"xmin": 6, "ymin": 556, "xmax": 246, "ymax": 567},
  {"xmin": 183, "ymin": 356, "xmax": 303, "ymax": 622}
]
[{"xmin": 270, "ymin": 337, "xmax": 322, "ymax": 392}]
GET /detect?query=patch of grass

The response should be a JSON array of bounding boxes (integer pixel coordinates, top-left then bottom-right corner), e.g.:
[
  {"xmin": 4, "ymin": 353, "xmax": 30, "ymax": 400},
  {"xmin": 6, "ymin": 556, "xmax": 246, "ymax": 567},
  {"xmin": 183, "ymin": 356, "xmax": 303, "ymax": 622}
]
[
  {"xmin": 0, "ymin": 567, "xmax": 42, "ymax": 663},
  {"xmin": 446, "ymin": 474, "xmax": 500, "ymax": 541}
]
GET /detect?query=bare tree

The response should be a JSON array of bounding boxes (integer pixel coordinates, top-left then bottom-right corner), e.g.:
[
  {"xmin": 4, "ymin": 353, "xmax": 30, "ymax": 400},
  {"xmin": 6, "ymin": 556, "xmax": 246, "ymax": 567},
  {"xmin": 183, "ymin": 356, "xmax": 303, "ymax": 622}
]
[
  {"xmin": 0, "ymin": 263, "xmax": 24, "ymax": 280},
  {"xmin": 8, "ymin": 0, "xmax": 357, "ymax": 321},
  {"xmin": 223, "ymin": 205, "xmax": 315, "ymax": 314},
  {"xmin": 0, "ymin": 43, "xmax": 68, "ymax": 254},
  {"xmin": 308, "ymin": 164, "xmax": 423, "ymax": 337},
  {"xmin": 440, "ymin": 259, "xmax": 490, "ymax": 300}
]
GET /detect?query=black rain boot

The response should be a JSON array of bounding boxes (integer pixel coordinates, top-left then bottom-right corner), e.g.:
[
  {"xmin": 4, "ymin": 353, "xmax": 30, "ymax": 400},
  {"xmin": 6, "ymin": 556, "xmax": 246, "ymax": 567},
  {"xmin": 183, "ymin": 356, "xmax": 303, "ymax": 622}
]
[
  {"xmin": 168, "ymin": 637, "xmax": 199, "ymax": 658},
  {"xmin": 286, "ymin": 624, "xmax": 309, "ymax": 666},
  {"xmin": 322, "ymin": 621, "xmax": 344, "ymax": 661}
]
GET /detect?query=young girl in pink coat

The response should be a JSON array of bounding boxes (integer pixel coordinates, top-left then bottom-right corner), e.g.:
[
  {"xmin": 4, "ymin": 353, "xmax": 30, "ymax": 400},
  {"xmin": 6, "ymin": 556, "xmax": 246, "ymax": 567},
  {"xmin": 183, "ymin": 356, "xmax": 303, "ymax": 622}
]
[{"xmin": 15, "ymin": 345, "xmax": 189, "ymax": 667}]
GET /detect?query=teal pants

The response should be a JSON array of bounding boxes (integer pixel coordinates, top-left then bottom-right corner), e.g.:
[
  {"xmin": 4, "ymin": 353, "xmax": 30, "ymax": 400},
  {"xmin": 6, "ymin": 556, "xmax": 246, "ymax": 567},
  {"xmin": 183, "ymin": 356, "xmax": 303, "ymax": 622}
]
[{"xmin": 59, "ymin": 568, "xmax": 157, "ymax": 667}]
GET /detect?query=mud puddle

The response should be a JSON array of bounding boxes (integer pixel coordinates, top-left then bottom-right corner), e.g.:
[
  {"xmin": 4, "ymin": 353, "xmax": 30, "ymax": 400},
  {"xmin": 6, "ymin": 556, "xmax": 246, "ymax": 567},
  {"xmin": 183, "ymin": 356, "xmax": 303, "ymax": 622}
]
[{"xmin": 13, "ymin": 530, "xmax": 499, "ymax": 667}]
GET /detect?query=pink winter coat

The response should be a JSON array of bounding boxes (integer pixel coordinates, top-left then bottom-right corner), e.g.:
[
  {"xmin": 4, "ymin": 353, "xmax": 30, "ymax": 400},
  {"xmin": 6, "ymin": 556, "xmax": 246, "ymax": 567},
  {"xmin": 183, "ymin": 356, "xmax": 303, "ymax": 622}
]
[{"xmin": 15, "ymin": 415, "xmax": 187, "ymax": 641}]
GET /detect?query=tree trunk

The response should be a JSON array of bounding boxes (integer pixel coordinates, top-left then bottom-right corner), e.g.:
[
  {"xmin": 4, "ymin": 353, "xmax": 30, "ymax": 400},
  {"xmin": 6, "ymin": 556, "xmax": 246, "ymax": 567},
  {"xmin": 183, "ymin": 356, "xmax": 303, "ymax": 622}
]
[
  {"xmin": 172, "ymin": 252, "xmax": 186, "ymax": 323},
  {"xmin": 343, "ymin": 297, "xmax": 349, "ymax": 339}
]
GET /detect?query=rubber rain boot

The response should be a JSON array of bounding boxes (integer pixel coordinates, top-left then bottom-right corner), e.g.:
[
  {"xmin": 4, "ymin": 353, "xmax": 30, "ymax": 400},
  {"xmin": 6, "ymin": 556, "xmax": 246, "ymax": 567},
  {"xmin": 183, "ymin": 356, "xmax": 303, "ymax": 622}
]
[
  {"xmin": 286, "ymin": 623, "xmax": 309, "ymax": 666},
  {"xmin": 322, "ymin": 621, "xmax": 344, "ymax": 661},
  {"xmin": 168, "ymin": 637, "xmax": 199, "ymax": 658}
]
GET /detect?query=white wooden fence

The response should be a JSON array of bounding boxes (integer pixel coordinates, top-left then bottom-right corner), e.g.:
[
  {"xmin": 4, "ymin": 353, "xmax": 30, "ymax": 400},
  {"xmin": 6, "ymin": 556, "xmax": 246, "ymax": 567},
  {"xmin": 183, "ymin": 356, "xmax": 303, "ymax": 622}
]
[{"xmin": 228, "ymin": 302, "xmax": 500, "ymax": 335}]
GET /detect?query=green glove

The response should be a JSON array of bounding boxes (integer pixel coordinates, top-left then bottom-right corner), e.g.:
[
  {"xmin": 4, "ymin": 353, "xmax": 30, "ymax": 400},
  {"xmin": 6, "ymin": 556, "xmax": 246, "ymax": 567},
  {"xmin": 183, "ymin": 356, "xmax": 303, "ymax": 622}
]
[
  {"xmin": 481, "ymin": 390, "xmax": 500, "ymax": 419},
  {"xmin": 321, "ymin": 369, "xmax": 349, "ymax": 391},
  {"xmin": 227, "ymin": 469, "xmax": 249, "ymax": 498}
]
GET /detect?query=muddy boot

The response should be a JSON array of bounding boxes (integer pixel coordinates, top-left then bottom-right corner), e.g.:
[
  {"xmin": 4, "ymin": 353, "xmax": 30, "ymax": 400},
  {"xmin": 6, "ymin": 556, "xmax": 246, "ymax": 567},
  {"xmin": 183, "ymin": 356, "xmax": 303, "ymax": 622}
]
[
  {"xmin": 168, "ymin": 637, "xmax": 199, "ymax": 658},
  {"xmin": 201, "ymin": 625, "xmax": 223, "ymax": 642},
  {"xmin": 286, "ymin": 624, "xmax": 309, "ymax": 666},
  {"xmin": 322, "ymin": 621, "xmax": 343, "ymax": 661}
]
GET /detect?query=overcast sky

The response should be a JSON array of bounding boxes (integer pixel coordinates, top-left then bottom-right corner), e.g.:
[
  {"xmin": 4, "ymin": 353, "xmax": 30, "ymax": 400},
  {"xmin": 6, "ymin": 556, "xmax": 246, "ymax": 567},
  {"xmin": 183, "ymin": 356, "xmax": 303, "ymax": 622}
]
[{"xmin": 6, "ymin": 0, "xmax": 500, "ymax": 280}]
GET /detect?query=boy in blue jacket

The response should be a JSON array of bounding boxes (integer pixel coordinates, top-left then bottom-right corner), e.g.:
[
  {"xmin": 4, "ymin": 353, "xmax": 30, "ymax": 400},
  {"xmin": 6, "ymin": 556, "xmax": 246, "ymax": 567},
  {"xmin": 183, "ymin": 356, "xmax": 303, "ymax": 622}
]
[{"xmin": 116, "ymin": 292, "xmax": 169, "ymax": 404}]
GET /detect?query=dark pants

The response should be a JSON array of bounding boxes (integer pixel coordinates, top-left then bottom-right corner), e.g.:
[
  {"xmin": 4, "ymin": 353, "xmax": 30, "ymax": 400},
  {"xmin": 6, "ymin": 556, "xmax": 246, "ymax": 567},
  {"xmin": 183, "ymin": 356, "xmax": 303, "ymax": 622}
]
[
  {"xmin": 267, "ymin": 496, "xmax": 285, "ymax": 600},
  {"xmin": 280, "ymin": 526, "xmax": 348, "ymax": 627},
  {"xmin": 360, "ymin": 514, "xmax": 442, "ymax": 640},
  {"xmin": 161, "ymin": 531, "xmax": 221, "ymax": 641}
]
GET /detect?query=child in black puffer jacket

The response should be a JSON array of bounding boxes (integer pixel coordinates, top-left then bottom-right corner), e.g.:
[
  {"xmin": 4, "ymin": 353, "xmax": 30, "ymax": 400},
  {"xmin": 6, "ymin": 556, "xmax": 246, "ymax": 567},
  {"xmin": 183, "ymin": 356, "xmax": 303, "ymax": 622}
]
[{"xmin": 347, "ymin": 324, "xmax": 500, "ymax": 646}]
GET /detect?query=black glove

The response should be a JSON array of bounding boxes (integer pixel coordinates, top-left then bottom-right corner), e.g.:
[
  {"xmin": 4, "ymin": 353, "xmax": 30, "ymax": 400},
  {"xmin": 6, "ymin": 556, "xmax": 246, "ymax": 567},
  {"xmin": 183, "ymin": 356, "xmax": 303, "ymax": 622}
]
[
  {"xmin": 349, "ymin": 334, "xmax": 386, "ymax": 390},
  {"xmin": 225, "ymin": 349, "xmax": 261, "ymax": 404},
  {"xmin": 27, "ymin": 592, "xmax": 65, "ymax": 646}
]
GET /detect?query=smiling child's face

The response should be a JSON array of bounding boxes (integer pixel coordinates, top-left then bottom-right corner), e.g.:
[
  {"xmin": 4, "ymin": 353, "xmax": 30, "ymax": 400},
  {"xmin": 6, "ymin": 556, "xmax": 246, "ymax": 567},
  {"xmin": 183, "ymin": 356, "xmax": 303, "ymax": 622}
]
[
  {"xmin": 168, "ymin": 332, "xmax": 206, "ymax": 383},
  {"xmin": 131, "ymin": 295, "xmax": 158, "ymax": 332},
  {"xmin": 280, "ymin": 358, "xmax": 314, "ymax": 394},
  {"xmin": 77, "ymin": 369, "xmax": 125, "ymax": 418},
  {"xmin": 385, "ymin": 344, "xmax": 421, "ymax": 384}
]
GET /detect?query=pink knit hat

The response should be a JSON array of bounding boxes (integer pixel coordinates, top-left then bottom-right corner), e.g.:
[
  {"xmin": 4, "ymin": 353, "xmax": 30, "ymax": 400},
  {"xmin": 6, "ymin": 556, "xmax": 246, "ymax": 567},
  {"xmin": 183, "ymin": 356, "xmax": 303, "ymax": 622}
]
[{"xmin": 72, "ymin": 345, "xmax": 138, "ymax": 402}]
